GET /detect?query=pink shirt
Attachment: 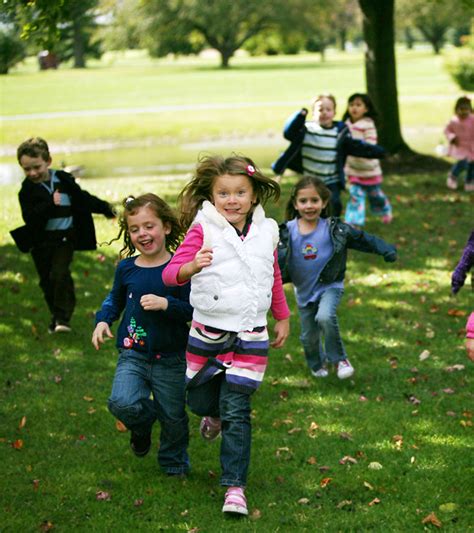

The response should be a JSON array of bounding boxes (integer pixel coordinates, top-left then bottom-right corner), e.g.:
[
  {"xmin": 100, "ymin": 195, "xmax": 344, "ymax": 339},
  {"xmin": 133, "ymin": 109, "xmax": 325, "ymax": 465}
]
[
  {"xmin": 467, "ymin": 312, "xmax": 474, "ymax": 339},
  {"xmin": 163, "ymin": 223, "xmax": 290, "ymax": 322},
  {"xmin": 444, "ymin": 114, "xmax": 474, "ymax": 161}
]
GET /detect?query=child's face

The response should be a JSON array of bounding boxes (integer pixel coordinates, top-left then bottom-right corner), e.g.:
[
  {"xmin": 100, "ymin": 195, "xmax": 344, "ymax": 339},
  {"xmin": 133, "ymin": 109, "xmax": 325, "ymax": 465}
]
[
  {"xmin": 19, "ymin": 154, "xmax": 51, "ymax": 183},
  {"xmin": 313, "ymin": 98, "xmax": 336, "ymax": 127},
  {"xmin": 456, "ymin": 103, "xmax": 471, "ymax": 120},
  {"xmin": 348, "ymin": 97, "xmax": 368, "ymax": 122},
  {"xmin": 293, "ymin": 185, "xmax": 328, "ymax": 223},
  {"xmin": 211, "ymin": 173, "xmax": 256, "ymax": 231},
  {"xmin": 127, "ymin": 206, "xmax": 170, "ymax": 259}
]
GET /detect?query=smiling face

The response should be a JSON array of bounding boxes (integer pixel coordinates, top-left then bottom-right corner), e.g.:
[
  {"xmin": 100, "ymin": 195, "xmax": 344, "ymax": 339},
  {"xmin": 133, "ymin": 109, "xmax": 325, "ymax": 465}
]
[
  {"xmin": 313, "ymin": 97, "xmax": 336, "ymax": 127},
  {"xmin": 456, "ymin": 103, "xmax": 472, "ymax": 120},
  {"xmin": 19, "ymin": 154, "xmax": 52, "ymax": 183},
  {"xmin": 293, "ymin": 185, "xmax": 328, "ymax": 224},
  {"xmin": 211, "ymin": 173, "xmax": 256, "ymax": 231},
  {"xmin": 127, "ymin": 206, "xmax": 170, "ymax": 262},
  {"xmin": 348, "ymin": 97, "xmax": 368, "ymax": 122}
]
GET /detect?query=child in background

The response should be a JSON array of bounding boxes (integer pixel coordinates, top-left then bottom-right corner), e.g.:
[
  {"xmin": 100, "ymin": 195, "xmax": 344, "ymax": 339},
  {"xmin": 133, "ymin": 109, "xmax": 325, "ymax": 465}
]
[
  {"xmin": 272, "ymin": 94, "xmax": 385, "ymax": 216},
  {"xmin": 280, "ymin": 176, "xmax": 397, "ymax": 379},
  {"xmin": 444, "ymin": 96, "xmax": 474, "ymax": 192},
  {"xmin": 163, "ymin": 155, "xmax": 290, "ymax": 516},
  {"xmin": 451, "ymin": 230, "xmax": 474, "ymax": 362},
  {"xmin": 12, "ymin": 137, "xmax": 115, "ymax": 333},
  {"xmin": 92, "ymin": 194, "xmax": 192, "ymax": 476},
  {"xmin": 343, "ymin": 93, "xmax": 393, "ymax": 226}
]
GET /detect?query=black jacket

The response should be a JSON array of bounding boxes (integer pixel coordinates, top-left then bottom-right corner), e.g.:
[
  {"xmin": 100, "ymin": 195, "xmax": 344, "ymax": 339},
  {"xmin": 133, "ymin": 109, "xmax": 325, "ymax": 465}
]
[
  {"xmin": 13, "ymin": 170, "xmax": 115, "ymax": 252},
  {"xmin": 278, "ymin": 217, "xmax": 397, "ymax": 285}
]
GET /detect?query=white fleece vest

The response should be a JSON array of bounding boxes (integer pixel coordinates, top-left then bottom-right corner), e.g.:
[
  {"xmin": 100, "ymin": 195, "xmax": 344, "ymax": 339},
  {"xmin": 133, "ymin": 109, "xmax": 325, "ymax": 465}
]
[{"xmin": 190, "ymin": 201, "xmax": 279, "ymax": 332}]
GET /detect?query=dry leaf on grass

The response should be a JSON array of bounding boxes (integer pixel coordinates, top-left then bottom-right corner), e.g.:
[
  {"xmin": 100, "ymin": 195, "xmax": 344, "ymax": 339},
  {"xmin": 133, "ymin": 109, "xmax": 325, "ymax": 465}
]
[{"xmin": 422, "ymin": 512, "xmax": 442, "ymax": 527}]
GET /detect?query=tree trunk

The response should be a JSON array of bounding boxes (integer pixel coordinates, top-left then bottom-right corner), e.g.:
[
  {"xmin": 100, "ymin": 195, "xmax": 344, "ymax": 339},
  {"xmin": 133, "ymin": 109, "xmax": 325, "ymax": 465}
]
[
  {"xmin": 358, "ymin": 0, "xmax": 409, "ymax": 154},
  {"xmin": 220, "ymin": 49, "xmax": 233, "ymax": 68},
  {"xmin": 72, "ymin": 19, "xmax": 86, "ymax": 68},
  {"xmin": 339, "ymin": 28, "xmax": 347, "ymax": 51}
]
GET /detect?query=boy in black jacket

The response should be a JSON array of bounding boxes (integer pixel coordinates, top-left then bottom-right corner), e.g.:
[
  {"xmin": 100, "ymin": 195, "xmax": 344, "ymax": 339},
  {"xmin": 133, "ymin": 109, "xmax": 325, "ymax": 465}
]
[{"xmin": 13, "ymin": 137, "xmax": 115, "ymax": 333}]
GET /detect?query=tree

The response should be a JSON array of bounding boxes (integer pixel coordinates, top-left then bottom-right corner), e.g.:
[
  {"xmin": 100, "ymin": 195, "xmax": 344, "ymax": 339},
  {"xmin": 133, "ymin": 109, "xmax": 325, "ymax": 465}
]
[
  {"xmin": 0, "ymin": 28, "xmax": 27, "ymax": 74},
  {"xmin": 358, "ymin": 0, "xmax": 409, "ymax": 154}
]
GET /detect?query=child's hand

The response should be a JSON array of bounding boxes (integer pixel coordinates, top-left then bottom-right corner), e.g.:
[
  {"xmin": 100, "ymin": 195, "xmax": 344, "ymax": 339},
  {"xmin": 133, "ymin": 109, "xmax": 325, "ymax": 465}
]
[
  {"xmin": 92, "ymin": 321, "xmax": 113, "ymax": 350},
  {"xmin": 53, "ymin": 189, "xmax": 61, "ymax": 205},
  {"xmin": 193, "ymin": 246, "xmax": 213, "ymax": 273},
  {"xmin": 140, "ymin": 294, "xmax": 168, "ymax": 311},
  {"xmin": 271, "ymin": 318, "xmax": 290, "ymax": 349},
  {"xmin": 450, "ymin": 136, "xmax": 458, "ymax": 146},
  {"xmin": 466, "ymin": 338, "xmax": 474, "ymax": 362}
]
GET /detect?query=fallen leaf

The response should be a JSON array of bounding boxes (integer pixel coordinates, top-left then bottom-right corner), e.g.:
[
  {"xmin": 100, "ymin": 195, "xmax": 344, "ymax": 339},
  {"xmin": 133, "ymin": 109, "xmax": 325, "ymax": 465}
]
[
  {"xmin": 368, "ymin": 462, "xmax": 383, "ymax": 470},
  {"xmin": 250, "ymin": 508, "xmax": 262, "ymax": 520},
  {"xmin": 368, "ymin": 498, "xmax": 381, "ymax": 506},
  {"xmin": 54, "ymin": 375, "xmax": 62, "ymax": 384},
  {"xmin": 364, "ymin": 481, "xmax": 374, "ymax": 490},
  {"xmin": 208, "ymin": 470, "xmax": 217, "ymax": 478},
  {"xmin": 115, "ymin": 420, "xmax": 127, "ymax": 432},
  {"xmin": 83, "ymin": 396, "xmax": 94, "ymax": 402},
  {"xmin": 288, "ymin": 427, "xmax": 302, "ymax": 435},
  {"xmin": 447, "ymin": 309, "xmax": 466, "ymax": 317},
  {"xmin": 39, "ymin": 521, "xmax": 54, "ymax": 532},
  {"xmin": 446, "ymin": 411, "xmax": 456, "ymax": 417},
  {"xmin": 284, "ymin": 353, "xmax": 293, "ymax": 362},
  {"xmin": 180, "ymin": 510, "xmax": 189, "ymax": 516},
  {"xmin": 32, "ymin": 479, "xmax": 40, "ymax": 491},
  {"xmin": 339, "ymin": 431, "xmax": 353, "ymax": 441},
  {"xmin": 12, "ymin": 439, "xmax": 23, "ymax": 450},
  {"xmin": 308, "ymin": 421, "xmax": 320, "ymax": 438},
  {"xmin": 319, "ymin": 466, "xmax": 331, "ymax": 473},
  {"xmin": 419, "ymin": 350, "xmax": 430, "ymax": 361},
  {"xmin": 439, "ymin": 503, "xmax": 458, "ymax": 513},
  {"xmin": 421, "ymin": 512, "xmax": 442, "ymax": 527},
  {"xmin": 339, "ymin": 455, "xmax": 358, "ymax": 465},
  {"xmin": 134, "ymin": 499, "xmax": 144, "ymax": 507},
  {"xmin": 298, "ymin": 497, "xmax": 310, "ymax": 504},
  {"xmin": 442, "ymin": 388, "xmax": 455, "ymax": 394},
  {"xmin": 307, "ymin": 456, "xmax": 317, "ymax": 465},
  {"xmin": 337, "ymin": 499, "xmax": 353, "ymax": 509},
  {"xmin": 87, "ymin": 407, "xmax": 96, "ymax": 414},
  {"xmin": 444, "ymin": 364, "xmax": 465, "ymax": 372},
  {"xmin": 279, "ymin": 390, "xmax": 289, "ymax": 400},
  {"xmin": 320, "ymin": 477, "xmax": 332, "ymax": 488},
  {"xmin": 18, "ymin": 416, "xmax": 27, "ymax": 429},
  {"xmin": 188, "ymin": 528, "xmax": 200, "ymax": 533},
  {"xmin": 96, "ymin": 491, "xmax": 111, "ymax": 501},
  {"xmin": 359, "ymin": 395, "xmax": 368, "ymax": 402}
]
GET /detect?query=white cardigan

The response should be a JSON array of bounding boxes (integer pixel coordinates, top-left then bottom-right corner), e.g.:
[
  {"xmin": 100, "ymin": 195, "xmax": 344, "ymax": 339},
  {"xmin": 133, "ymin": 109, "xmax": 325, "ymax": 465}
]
[{"xmin": 190, "ymin": 201, "xmax": 279, "ymax": 332}]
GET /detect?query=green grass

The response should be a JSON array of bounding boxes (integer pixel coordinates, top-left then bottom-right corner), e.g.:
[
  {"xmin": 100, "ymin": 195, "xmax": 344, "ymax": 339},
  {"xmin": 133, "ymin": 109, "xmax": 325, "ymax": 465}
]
[
  {"xmin": 0, "ymin": 48, "xmax": 464, "ymax": 162},
  {"xmin": 1, "ymin": 170, "xmax": 473, "ymax": 531}
]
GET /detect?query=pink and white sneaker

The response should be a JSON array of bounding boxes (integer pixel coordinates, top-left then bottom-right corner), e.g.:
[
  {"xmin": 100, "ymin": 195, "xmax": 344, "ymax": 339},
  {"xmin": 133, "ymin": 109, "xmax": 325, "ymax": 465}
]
[
  {"xmin": 222, "ymin": 487, "xmax": 248, "ymax": 516},
  {"xmin": 199, "ymin": 416, "xmax": 221, "ymax": 441},
  {"xmin": 337, "ymin": 359, "xmax": 355, "ymax": 380},
  {"xmin": 446, "ymin": 175, "xmax": 458, "ymax": 190}
]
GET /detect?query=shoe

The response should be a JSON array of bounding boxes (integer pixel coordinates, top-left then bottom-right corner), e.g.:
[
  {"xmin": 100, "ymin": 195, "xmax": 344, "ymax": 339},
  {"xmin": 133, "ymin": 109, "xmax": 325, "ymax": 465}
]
[
  {"xmin": 464, "ymin": 183, "xmax": 474, "ymax": 192},
  {"xmin": 337, "ymin": 359, "xmax": 355, "ymax": 380},
  {"xmin": 130, "ymin": 430, "xmax": 151, "ymax": 457},
  {"xmin": 222, "ymin": 487, "xmax": 248, "ymax": 516},
  {"xmin": 48, "ymin": 319, "xmax": 56, "ymax": 334},
  {"xmin": 200, "ymin": 416, "xmax": 221, "ymax": 441},
  {"xmin": 446, "ymin": 175, "xmax": 458, "ymax": 190},
  {"xmin": 54, "ymin": 321, "xmax": 71, "ymax": 333},
  {"xmin": 382, "ymin": 214, "xmax": 393, "ymax": 224},
  {"xmin": 311, "ymin": 367, "xmax": 329, "ymax": 378}
]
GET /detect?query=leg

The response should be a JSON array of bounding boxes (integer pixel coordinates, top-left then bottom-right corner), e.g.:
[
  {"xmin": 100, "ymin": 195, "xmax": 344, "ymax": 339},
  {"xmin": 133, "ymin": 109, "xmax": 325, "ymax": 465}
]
[
  {"xmin": 219, "ymin": 379, "xmax": 252, "ymax": 488},
  {"xmin": 298, "ymin": 302, "xmax": 325, "ymax": 372},
  {"xmin": 344, "ymin": 184, "xmax": 366, "ymax": 226},
  {"xmin": 327, "ymin": 183, "xmax": 343, "ymax": 217},
  {"xmin": 108, "ymin": 350, "xmax": 157, "ymax": 435},
  {"xmin": 151, "ymin": 353, "xmax": 190, "ymax": 475},
  {"xmin": 314, "ymin": 288, "xmax": 346, "ymax": 366},
  {"xmin": 465, "ymin": 161, "xmax": 474, "ymax": 191},
  {"xmin": 448, "ymin": 159, "xmax": 467, "ymax": 189},
  {"xmin": 31, "ymin": 245, "xmax": 55, "ymax": 318},
  {"xmin": 50, "ymin": 241, "xmax": 75, "ymax": 323},
  {"xmin": 367, "ymin": 185, "xmax": 392, "ymax": 221}
]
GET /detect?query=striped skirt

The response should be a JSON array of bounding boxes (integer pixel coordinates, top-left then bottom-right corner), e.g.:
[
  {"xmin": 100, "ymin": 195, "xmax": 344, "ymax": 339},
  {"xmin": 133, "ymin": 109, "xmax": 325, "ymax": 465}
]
[{"xmin": 185, "ymin": 320, "xmax": 270, "ymax": 394}]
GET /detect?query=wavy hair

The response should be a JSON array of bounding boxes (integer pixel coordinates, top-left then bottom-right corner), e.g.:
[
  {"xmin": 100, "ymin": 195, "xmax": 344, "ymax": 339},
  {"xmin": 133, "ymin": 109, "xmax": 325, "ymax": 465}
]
[{"xmin": 285, "ymin": 176, "xmax": 332, "ymax": 221}]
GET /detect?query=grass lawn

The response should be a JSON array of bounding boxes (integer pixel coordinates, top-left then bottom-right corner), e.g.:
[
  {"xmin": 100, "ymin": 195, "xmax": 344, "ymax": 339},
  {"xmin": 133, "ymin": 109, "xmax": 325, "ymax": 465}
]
[{"xmin": 1, "ymin": 167, "xmax": 473, "ymax": 530}]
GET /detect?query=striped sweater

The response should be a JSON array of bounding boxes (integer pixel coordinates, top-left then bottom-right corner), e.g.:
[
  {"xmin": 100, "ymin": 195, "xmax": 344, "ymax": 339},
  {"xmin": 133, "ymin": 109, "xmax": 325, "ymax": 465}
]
[{"xmin": 344, "ymin": 117, "xmax": 382, "ymax": 180}]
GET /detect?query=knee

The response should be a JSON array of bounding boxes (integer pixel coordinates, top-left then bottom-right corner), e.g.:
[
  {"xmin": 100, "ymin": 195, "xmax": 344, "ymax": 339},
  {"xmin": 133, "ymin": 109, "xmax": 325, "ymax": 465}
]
[
  {"xmin": 315, "ymin": 310, "xmax": 335, "ymax": 328},
  {"xmin": 108, "ymin": 397, "xmax": 139, "ymax": 420}
]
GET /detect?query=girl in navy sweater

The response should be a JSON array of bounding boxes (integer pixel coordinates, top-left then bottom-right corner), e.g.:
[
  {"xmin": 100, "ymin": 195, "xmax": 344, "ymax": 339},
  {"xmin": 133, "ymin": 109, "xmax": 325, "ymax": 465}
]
[{"xmin": 92, "ymin": 194, "xmax": 192, "ymax": 475}]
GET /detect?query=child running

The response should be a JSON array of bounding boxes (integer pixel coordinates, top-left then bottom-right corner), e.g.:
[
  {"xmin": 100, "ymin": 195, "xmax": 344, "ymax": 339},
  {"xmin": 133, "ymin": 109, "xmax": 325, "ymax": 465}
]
[
  {"xmin": 272, "ymin": 94, "xmax": 385, "ymax": 216},
  {"xmin": 92, "ymin": 194, "xmax": 192, "ymax": 476},
  {"xmin": 444, "ymin": 96, "xmax": 474, "ymax": 192},
  {"xmin": 342, "ymin": 93, "xmax": 393, "ymax": 226},
  {"xmin": 280, "ymin": 176, "xmax": 397, "ymax": 379},
  {"xmin": 162, "ymin": 155, "xmax": 290, "ymax": 516}
]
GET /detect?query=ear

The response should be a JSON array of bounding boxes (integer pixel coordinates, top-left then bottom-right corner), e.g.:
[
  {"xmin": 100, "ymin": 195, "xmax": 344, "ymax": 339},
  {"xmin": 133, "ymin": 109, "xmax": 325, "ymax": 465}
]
[
  {"xmin": 163, "ymin": 222, "xmax": 172, "ymax": 235},
  {"xmin": 46, "ymin": 157, "xmax": 52, "ymax": 167}
]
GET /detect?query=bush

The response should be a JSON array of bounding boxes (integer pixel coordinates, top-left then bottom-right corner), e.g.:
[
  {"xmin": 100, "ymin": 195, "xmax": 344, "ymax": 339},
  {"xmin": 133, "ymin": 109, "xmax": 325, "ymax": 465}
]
[
  {"xmin": 0, "ymin": 28, "xmax": 26, "ymax": 74},
  {"xmin": 445, "ymin": 46, "xmax": 474, "ymax": 91}
]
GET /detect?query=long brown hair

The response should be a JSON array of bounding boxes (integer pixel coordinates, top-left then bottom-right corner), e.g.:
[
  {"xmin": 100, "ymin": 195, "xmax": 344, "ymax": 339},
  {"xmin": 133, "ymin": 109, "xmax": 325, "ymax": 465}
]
[
  {"xmin": 178, "ymin": 154, "xmax": 280, "ymax": 230},
  {"xmin": 285, "ymin": 176, "xmax": 332, "ymax": 220}
]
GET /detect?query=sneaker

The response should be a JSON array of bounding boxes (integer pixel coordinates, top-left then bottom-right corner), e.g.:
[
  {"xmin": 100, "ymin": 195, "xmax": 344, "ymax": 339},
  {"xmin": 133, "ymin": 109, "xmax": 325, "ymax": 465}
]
[
  {"xmin": 311, "ymin": 367, "xmax": 329, "ymax": 378},
  {"xmin": 446, "ymin": 175, "xmax": 458, "ymax": 190},
  {"xmin": 464, "ymin": 182, "xmax": 474, "ymax": 192},
  {"xmin": 337, "ymin": 359, "xmax": 355, "ymax": 380},
  {"xmin": 54, "ymin": 321, "xmax": 71, "ymax": 333},
  {"xmin": 130, "ymin": 430, "xmax": 151, "ymax": 457},
  {"xmin": 381, "ymin": 214, "xmax": 393, "ymax": 224},
  {"xmin": 222, "ymin": 487, "xmax": 248, "ymax": 516},
  {"xmin": 200, "ymin": 416, "xmax": 221, "ymax": 441}
]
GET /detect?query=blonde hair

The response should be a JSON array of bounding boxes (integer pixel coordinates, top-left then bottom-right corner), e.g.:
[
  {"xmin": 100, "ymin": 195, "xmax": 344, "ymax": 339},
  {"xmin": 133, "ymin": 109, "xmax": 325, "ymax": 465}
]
[
  {"xmin": 311, "ymin": 93, "xmax": 337, "ymax": 114},
  {"xmin": 178, "ymin": 154, "xmax": 280, "ymax": 230}
]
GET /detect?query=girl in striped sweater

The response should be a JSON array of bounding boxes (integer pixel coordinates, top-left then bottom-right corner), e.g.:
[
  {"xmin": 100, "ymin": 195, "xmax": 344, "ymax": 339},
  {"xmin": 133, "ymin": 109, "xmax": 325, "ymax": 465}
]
[
  {"xmin": 343, "ymin": 93, "xmax": 393, "ymax": 227},
  {"xmin": 163, "ymin": 154, "xmax": 290, "ymax": 516}
]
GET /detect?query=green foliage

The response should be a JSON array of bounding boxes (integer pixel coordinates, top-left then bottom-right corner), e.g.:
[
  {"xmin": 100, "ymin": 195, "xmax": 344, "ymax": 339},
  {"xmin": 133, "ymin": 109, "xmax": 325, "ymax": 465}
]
[
  {"xmin": 0, "ymin": 27, "xmax": 26, "ymax": 74},
  {"xmin": 445, "ymin": 46, "xmax": 474, "ymax": 91}
]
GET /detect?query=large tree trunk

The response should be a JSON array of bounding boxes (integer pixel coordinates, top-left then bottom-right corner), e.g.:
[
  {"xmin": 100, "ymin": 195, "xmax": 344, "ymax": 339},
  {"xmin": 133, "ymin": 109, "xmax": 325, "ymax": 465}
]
[
  {"xmin": 358, "ymin": 0, "xmax": 410, "ymax": 154},
  {"xmin": 72, "ymin": 19, "xmax": 86, "ymax": 68}
]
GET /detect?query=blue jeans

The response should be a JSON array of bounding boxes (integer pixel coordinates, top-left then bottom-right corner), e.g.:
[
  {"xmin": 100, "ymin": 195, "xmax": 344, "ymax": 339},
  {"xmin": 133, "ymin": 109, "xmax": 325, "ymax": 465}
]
[
  {"xmin": 108, "ymin": 349, "xmax": 189, "ymax": 475},
  {"xmin": 187, "ymin": 373, "xmax": 251, "ymax": 488},
  {"xmin": 326, "ymin": 183, "xmax": 343, "ymax": 217},
  {"xmin": 298, "ymin": 288, "xmax": 346, "ymax": 371},
  {"xmin": 450, "ymin": 159, "xmax": 474, "ymax": 183}
]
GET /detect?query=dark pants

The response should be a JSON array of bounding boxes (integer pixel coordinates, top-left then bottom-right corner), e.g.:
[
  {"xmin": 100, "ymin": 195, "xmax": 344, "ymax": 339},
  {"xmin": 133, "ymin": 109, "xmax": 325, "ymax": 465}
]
[
  {"xmin": 327, "ymin": 183, "xmax": 343, "ymax": 217},
  {"xmin": 31, "ymin": 240, "xmax": 75, "ymax": 323}
]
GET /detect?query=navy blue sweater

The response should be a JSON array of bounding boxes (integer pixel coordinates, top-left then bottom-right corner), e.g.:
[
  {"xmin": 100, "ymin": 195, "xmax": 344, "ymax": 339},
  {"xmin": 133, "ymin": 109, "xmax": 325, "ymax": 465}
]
[{"xmin": 95, "ymin": 257, "xmax": 193, "ymax": 356}]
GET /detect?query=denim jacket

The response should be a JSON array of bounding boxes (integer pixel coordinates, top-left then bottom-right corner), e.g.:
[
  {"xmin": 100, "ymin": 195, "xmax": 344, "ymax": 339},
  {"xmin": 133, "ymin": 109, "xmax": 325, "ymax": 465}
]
[
  {"xmin": 272, "ymin": 109, "xmax": 385, "ymax": 189},
  {"xmin": 278, "ymin": 217, "xmax": 397, "ymax": 285}
]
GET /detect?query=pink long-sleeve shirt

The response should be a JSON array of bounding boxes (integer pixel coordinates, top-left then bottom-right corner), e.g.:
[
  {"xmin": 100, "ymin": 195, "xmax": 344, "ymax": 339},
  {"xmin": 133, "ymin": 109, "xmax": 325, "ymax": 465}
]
[
  {"xmin": 163, "ymin": 223, "xmax": 290, "ymax": 322},
  {"xmin": 444, "ymin": 113, "xmax": 474, "ymax": 161}
]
